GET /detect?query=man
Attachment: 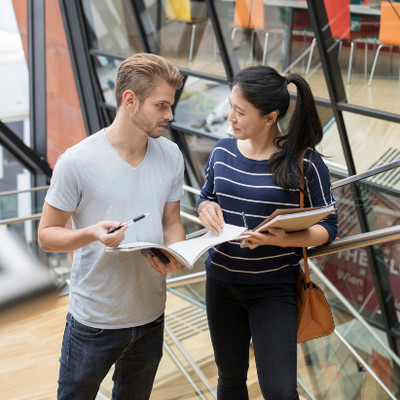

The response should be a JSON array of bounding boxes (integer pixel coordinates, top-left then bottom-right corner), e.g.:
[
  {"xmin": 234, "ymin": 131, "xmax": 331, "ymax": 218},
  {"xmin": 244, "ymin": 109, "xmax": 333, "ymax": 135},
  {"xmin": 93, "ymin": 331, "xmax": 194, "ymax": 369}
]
[{"xmin": 38, "ymin": 53, "xmax": 186, "ymax": 399}]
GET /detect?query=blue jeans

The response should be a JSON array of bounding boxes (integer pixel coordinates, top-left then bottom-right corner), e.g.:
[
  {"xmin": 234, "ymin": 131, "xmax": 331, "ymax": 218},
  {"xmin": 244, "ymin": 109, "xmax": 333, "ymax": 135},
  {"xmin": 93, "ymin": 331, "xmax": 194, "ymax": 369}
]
[
  {"xmin": 57, "ymin": 312, "xmax": 164, "ymax": 400},
  {"xmin": 206, "ymin": 276, "xmax": 299, "ymax": 400}
]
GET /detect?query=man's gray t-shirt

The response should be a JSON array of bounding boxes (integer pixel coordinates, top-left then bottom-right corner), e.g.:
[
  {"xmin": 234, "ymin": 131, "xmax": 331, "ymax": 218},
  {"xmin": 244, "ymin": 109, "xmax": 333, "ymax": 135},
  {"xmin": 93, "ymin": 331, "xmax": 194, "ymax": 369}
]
[{"xmin": 45, "ymin": 130, "xmax": 184, "ymax": 329}]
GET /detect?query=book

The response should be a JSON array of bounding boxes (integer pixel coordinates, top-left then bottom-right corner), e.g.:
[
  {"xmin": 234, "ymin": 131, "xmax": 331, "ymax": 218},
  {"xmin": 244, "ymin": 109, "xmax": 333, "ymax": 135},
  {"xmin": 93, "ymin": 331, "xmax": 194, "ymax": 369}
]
[
  {"xmin": 106, "ymin": 204, "xmax": 334, "ymax": 269},
  {"xmin": 106, "ymin": 223, "xmax": 248, "ymax": 270},
  {"xmin": 253, "ymin": 204, "xmax": 335, "ymax": 233}
]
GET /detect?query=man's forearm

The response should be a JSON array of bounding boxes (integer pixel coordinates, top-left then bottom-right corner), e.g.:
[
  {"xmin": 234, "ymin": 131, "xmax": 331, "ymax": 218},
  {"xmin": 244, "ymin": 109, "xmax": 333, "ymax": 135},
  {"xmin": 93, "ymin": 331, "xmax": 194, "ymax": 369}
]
[
  {"xmin": 38, "ymin": 226, "xmax": 97, "ymax": 252},
  {"xmin": 163, "ymin": 221, "xmax": 185, "ymax": 246}
]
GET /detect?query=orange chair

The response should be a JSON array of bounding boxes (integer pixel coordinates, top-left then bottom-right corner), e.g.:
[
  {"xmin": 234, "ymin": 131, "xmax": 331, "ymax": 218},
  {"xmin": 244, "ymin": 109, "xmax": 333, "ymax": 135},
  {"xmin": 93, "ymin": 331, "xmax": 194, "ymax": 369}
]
[
  {"xmin": 368, "ymin": 1, "xmax": 400, "ymax": 86},
  {"xmin": 165, "ymin": 0, "xmax": 208, "ymax": 62},
  {"xmin": 306, "ymin": 0, "xmax": 377, "ymax": 83},
  {"xmin": 231, "ymin": 0, "xmax": 269, "ymax": 65}
]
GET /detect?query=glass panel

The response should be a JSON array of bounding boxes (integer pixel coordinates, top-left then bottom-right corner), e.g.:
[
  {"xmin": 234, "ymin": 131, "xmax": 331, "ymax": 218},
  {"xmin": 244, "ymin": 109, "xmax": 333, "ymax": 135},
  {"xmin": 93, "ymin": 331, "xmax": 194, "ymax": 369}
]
[
  {"xmin": 174, "ymin": 77, "xmax": 231, "ymax": 138},
  {"xmin": 136, "ymin": 0, "xmax": 227, "ymax": 76},
  {"xmin": 213, "ymin": 0, "xmax": 331, "ymax": 98},
  {"xmin": 181, "ymin": 133, "xmax": 217, "ymax": 187},
  {"xmin": 315, "ymin": 162, "xmax": 400, "ymax": 327},
  {"xmin": 307, "ymin": 0, "xmax": 399, "ymax": 115},
  {"xmin": 82, "ymin": 0, "xmax": 144, "ymax": 56},
  {"xmin": 300, "ymin": 261, "xmax": 400, "ymax": 399},
  {"xmin": 322, "ymin": 241, "xmax": 400, "ymax": 327},
  {"xmin": 93, "ymin": 55, "xmax": 121, "ymax": 108},
  {"xmin": 0, "ymin": 226, "xmax": 58, "ymax": 310},
  {"xmin": 298, "ymin": 333, "xmax": 397, "ymax": 399},
  {"xmin": 0, "ymin": 120, "xmax": 37, "ymax": 219},
  {"xmin": 347, "ymin": 1, "xmax": 399, "ymax": 115},
  {"xmin": 0, "ymin": 220, "xmax": 71, "ymax": 292},
  {"xmin": 0, "ymin": 149, "xmax": 25, "ymax": 220},
  {"xmin": 0, "ymin": 11, "xmax": 29, "ymax": 121},
  {"xmin": 323, "ymin": 112, "xmax": 400, "ymax": 173},
  {"xmin": 321, "ymin": 119, "xmax": 349, "ymax": 174},
  {"xmin": 264, "ymin": 3, "xmax": 314, "ymax": 74}
]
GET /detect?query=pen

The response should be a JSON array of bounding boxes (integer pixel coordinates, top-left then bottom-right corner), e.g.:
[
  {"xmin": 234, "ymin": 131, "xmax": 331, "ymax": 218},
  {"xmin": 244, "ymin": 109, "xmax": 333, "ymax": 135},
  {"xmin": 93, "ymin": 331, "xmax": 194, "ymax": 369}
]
[
  {"xmin": 107, "ymin": 213, "xmax": 150, "ymax": 234},
  {"xmin": 242, "ymin": 212, "xmax": 248, "ymax": 229}
]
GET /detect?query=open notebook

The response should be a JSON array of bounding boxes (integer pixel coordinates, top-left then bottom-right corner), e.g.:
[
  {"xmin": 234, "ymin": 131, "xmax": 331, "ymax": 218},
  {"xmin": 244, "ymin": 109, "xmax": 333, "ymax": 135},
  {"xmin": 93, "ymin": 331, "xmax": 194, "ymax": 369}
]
[
  {"xmin": 107, "ymin": 204, "xmax": 335, "ymax": 269},
  {"xmin": 106, "ymin": 223, "xmax": 247, "ymax": 269}
]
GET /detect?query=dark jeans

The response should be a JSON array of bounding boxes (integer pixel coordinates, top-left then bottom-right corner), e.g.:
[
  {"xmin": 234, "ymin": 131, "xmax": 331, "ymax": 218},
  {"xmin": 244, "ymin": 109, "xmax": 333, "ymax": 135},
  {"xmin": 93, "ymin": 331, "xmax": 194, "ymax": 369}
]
[
  {"xmin": 57, "ymin": 312, "xmax": 164, "ymax": 400},
  {"xmin": 206, "ymin": 276, "xmax": 299, "ymax": 400}
]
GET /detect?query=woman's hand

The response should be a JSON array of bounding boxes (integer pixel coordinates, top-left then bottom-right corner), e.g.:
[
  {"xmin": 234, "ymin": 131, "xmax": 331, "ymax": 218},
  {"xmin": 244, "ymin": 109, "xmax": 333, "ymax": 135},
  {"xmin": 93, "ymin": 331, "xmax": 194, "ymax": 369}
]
[
  {"xmin": 198, "ymin": 201, "xmax": 225, "ymax": 235},
  {"xmin": 240, "ymin": 228, "xmax": 287, "ymax": 249},
  {"xmin": 241, "ymin": 224, "xmax": 330, "ymax": 249}
]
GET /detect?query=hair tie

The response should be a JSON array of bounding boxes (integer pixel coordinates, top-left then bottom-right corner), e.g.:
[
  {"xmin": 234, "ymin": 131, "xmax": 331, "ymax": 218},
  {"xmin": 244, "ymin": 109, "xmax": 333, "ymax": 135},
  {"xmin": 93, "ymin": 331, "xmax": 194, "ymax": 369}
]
[{"xmin": 285, "ymin": 74, "xmax": 291, "ymax": 84}]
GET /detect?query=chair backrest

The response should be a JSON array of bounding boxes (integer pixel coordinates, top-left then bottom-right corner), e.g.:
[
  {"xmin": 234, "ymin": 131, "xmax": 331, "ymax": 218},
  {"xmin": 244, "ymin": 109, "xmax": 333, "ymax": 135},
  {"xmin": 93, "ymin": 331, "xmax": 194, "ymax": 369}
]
[
  {"xmin": 233, "ymin": 0, "xmax": 264, "ymax": 30},
  {"xmin": 166, "ymin": 0, "xmax": 192, "ymax": 23},
  {"xmin": 324, "ymin": 0, "xmax": 351, "ymax": 40},
  {"xmin": 293, "ymin": 10, "xmax": 311, "ymax": 30},
  {"xmin": 379, "ymin": 1, "xmax": 400, "ymax": 46}
]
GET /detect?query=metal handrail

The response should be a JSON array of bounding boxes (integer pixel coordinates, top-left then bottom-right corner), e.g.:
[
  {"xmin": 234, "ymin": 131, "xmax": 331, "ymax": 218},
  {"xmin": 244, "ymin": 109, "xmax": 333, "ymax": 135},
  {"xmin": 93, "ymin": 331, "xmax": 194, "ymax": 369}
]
[
  {"xmin": 308, "ymin": 225, "xmax": 400, "ymax": 257},
  {"xmin": 331, "ymin": 159, "xmax": 400, "ymax": 189},
  {"xmin": 0, "ymin": 185, "xmax": 49, "ymax": 198},
  {"xmin": 0, "ymin": 213, "xmax": 42, "ymax": 225}
]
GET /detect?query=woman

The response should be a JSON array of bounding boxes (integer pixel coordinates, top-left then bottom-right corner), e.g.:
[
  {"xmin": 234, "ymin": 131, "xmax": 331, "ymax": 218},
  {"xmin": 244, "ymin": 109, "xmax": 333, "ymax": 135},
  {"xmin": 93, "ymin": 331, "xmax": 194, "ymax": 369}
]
[{"xmin": 197, "ymin": 66, "xmax": 338, "ymax": 400}]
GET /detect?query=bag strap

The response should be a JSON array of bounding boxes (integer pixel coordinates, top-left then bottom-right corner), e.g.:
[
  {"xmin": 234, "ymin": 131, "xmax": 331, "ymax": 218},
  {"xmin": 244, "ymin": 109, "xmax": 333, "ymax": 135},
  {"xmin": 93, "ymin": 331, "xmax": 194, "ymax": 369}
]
[{"xmin": 299, "ymin": 150, "xmax": 311, "ymax": 284}]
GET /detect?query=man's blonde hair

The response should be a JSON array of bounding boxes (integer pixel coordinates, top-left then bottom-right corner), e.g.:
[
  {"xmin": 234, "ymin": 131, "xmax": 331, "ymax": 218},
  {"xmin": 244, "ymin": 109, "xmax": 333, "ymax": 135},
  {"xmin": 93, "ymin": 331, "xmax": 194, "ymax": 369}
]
[{"xmin": 114, "ymin": 53, "xmax": 184, "ymax": 108}]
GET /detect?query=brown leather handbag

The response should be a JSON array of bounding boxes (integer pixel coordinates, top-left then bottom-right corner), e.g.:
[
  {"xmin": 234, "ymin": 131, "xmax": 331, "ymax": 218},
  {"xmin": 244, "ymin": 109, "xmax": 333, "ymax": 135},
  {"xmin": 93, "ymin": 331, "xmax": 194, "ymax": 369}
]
[{"xmin": 296, "ymin": 151, "xmax": 335, "ymax": 343}]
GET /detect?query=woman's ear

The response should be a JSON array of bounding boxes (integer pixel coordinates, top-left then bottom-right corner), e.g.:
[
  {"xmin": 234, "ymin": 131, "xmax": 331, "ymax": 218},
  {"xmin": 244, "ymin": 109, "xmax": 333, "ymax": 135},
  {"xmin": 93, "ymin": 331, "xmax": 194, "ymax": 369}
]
[{"xmin": 265, "ymin": 111, "xmax": 279, "ymax": 126}]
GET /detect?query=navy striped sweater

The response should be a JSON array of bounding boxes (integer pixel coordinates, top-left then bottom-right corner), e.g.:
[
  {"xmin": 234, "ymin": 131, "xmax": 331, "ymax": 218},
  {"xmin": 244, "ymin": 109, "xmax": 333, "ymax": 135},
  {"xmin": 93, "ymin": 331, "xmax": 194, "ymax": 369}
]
[{"xmin": 197, "ymin": 137, "xmax": 338, "ymax": 285}]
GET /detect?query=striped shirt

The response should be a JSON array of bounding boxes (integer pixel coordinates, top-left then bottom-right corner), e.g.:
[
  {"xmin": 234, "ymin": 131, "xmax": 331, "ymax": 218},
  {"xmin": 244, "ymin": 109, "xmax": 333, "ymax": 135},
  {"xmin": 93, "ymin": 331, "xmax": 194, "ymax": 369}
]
[{"xmin": 198, "ymin": 137, "xmax": 338, "ymax": 285}]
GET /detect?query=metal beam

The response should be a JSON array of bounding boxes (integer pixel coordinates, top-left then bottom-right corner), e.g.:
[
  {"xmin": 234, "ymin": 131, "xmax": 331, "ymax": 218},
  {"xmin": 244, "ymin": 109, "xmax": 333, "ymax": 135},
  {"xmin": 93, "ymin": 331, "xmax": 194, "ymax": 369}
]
[
  {"xmin": 0, "ymin": 121, "xmax": 52, "ymax": 178},
  {"xmin": 307, "ymin": 0, "xmax": 356, "ymax": 175},
  {"xmin": 27, "ymin": 0, "xmax": 46, "ymax": 160},
  {"xmin": 58, "ymin": 0, "xmax": 105, "ymax": 135},
  {"xmin": 128, "ymin": 0, "xmax": 152, "ymax": 53},
  {"xmin": 204, "ymin": 0, "xmax": 239, "ymax": 82}
]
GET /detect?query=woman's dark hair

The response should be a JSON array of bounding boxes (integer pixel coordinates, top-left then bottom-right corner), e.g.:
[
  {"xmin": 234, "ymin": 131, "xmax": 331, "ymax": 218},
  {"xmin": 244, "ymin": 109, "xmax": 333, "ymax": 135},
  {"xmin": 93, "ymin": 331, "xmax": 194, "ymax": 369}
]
[{"xmin": 232, "ymin": 66, "xmax": 323, "ymax": 190}]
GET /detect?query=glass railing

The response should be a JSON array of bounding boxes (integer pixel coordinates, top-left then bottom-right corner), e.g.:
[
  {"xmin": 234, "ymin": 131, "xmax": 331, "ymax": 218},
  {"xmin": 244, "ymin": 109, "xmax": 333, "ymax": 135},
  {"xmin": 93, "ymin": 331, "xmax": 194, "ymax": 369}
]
[
  {"xmin": 2, "ymin": 164, "xmax": 400, "ymax": 399},
  {"xmin": 314, "ymin": 160, "xmax": 400, "ymax": 341},
  {"xmin": 0, "ymin": 186, "xmax": 73, "ymax": 290},
  {"xmin": 303, "ymin": 258, "xmax": 399, "ymax": 400}
]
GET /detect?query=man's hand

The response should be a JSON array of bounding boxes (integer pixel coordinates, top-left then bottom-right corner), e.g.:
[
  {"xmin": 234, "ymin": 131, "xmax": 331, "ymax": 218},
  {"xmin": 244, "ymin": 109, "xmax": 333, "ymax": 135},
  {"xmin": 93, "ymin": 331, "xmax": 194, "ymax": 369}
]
[
  {"xmin": 145, "ymin": 249, "xmax": 186, "ymax": 274},
  {"xmin": 38, "ymin": 202, "xmax": 129, "ymax": 252},
  {"xmin": 93, "ymin": 221, "xmax": 129, "ymax": 248}
]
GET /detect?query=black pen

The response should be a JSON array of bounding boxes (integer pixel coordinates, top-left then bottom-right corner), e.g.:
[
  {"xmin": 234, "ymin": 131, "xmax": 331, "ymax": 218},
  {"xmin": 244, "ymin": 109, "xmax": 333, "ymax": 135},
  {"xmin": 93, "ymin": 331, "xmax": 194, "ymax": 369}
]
[{"xmin": 107, "ymin": 213, "xmax": 150, "ymax": 234}]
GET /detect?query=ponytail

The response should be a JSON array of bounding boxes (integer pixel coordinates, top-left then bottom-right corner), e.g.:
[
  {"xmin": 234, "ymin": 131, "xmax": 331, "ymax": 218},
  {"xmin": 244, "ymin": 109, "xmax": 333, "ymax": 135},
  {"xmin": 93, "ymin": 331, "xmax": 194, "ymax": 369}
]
[
  {"xmin": 233, "ymin": 66, "xmax": 323, "ymax": 190},
  {"xmin": 269, "ymin": 73, "xmax": 323, "ymax": 190}
]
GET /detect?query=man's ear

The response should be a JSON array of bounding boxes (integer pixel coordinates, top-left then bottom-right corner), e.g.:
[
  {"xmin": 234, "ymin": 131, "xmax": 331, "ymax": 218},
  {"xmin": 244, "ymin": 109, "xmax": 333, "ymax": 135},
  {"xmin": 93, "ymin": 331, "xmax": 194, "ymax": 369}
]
[{"xmin": 122, "ymin": 90, "xmax": 137, "ymax": 109}]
